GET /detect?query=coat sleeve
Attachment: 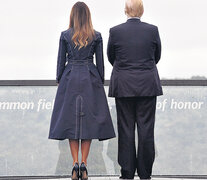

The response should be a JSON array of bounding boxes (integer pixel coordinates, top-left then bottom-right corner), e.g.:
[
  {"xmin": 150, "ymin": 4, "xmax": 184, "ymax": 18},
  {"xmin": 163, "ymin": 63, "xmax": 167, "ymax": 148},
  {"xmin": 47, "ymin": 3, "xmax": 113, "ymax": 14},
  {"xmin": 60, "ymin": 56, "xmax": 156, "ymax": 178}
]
[
  {"xmin": 107, "ymin": 28, "xmax": 115, "ymax": 66},
  {"xmin": 95, "ymin": 33, "xmax": 104, "ymax": 84},
  {"xmin": 56, "ymin": 32, "xmax": 67, "ymax": 83},
  {"xmin": 154, "ymin": 26, "xmax": 162, "ymax": 64}
]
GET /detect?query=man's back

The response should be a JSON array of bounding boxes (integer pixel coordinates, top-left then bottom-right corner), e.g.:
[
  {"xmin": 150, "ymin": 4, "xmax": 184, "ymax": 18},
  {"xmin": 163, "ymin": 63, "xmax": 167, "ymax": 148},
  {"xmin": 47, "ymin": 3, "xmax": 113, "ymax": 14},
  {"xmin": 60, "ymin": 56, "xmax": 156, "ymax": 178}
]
[
  {"xmin": 107, "ymin": 18, "xmax": 163, "ymax": 97},
  {"xmin": 110, "ymin": 1, "xmax": 163, "ymax": 179}
]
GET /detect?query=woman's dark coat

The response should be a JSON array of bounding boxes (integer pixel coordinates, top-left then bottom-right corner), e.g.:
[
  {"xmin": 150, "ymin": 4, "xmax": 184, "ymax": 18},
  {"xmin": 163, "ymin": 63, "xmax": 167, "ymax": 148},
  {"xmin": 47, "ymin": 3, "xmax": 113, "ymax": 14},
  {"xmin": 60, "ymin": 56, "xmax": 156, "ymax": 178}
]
[{"xmin": 48, "ymin": 29, "xmax": 116, "ymax": 141}]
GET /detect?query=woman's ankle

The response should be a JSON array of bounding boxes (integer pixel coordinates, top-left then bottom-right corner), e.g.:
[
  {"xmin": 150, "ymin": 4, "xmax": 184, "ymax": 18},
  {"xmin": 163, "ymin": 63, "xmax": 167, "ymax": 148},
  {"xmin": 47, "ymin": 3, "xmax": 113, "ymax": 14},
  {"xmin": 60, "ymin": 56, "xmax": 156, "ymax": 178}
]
[
  {"xmin": 81, "ymin": 161, "xmax": 87, "ymax": 166},
  {"xmin": 73, "ymin": 161, "xmax": 79, "ymax": 166}
]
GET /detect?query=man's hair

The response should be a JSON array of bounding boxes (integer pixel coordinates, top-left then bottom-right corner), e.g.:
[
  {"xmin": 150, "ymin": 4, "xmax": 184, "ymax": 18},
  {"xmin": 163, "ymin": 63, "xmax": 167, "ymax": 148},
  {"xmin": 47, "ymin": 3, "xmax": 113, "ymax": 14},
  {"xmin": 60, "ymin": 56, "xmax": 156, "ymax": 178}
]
[{"xmin": 125, "ymin": 0, "xmax": 144, "ymax": 18}]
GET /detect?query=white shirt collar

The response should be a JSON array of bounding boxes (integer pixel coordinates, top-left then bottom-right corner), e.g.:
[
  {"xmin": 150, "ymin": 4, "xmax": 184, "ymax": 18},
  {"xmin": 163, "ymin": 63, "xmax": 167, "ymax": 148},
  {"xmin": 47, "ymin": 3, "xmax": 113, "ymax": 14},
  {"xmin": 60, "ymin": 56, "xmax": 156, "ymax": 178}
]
[{"xmin": 127, "ymin": 17, "xmax": 140, "ymax": 20}]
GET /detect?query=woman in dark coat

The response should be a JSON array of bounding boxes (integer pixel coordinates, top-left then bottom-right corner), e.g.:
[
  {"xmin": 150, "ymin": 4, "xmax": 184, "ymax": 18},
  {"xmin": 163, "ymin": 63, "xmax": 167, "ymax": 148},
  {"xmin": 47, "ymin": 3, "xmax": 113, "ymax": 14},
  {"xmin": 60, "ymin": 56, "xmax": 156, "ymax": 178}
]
[{"xmin": 48, "ymin": 2, "xmax": 116, "ymax": 180}]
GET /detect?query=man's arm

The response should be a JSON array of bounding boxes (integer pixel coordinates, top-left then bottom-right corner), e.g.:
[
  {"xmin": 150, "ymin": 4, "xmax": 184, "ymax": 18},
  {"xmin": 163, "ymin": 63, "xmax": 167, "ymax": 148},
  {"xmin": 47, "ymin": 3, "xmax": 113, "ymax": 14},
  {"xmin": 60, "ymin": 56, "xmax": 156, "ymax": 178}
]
[
  {"xmin": 107, "ymin": 29, "xmax": 115, "ymax": 66},
  {"xmin": 154, "ymin": 26, "xmax": 162, "ymax": 64}
]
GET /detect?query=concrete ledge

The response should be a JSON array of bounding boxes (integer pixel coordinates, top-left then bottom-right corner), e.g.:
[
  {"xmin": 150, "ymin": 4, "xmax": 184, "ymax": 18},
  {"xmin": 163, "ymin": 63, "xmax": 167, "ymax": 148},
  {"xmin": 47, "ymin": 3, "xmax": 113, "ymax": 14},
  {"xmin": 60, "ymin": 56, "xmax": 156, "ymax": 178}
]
[{"xmin": 0, "ymin": 80, "xmax": 207, "ymax": 86}]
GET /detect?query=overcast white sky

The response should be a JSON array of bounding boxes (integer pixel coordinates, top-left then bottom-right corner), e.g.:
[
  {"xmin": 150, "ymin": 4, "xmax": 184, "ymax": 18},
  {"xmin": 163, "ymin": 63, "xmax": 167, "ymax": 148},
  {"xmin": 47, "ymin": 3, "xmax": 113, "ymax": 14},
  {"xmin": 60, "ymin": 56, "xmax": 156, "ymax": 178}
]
[{"xmin": 0, "ymin": 0, "xmax": 207, "ymax": 80}]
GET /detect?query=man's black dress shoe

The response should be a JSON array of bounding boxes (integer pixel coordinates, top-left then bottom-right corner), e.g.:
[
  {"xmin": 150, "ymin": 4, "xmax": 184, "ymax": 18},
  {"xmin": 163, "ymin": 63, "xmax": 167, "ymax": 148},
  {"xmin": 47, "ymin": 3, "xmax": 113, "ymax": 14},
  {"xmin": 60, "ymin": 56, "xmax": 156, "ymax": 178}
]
[
  {"xmin": 119, "ymin": 169, "xmax": 134, "ymax": 179},
  {"xmin": 119, "ymin": 175, "xmax": 134, "ymax": 179},
  {"xmin": 139, "ymin": 177, "xmax": 152, "ymax": 180}
]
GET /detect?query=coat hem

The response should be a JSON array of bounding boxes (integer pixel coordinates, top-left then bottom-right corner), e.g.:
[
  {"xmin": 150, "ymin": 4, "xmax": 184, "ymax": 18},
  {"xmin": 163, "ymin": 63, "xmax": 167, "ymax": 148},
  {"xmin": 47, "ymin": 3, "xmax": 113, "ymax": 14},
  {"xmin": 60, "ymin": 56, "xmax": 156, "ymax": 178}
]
[
  {"xmin": 108, "ymin": 92, "xmax": 163, "ymax": 98},
  {"xmin": 48, "ymin": 135, "xmax": 116, "ymax": 141}
]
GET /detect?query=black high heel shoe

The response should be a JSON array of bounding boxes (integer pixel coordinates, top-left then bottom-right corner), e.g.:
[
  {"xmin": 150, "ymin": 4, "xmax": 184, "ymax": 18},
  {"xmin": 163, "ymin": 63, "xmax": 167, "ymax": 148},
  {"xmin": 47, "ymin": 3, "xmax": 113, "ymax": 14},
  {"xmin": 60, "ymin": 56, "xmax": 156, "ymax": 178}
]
[
  {"xmin": 71, "ymin": 162, "xmax": 79, "ymax": 180},
  {"xmin": 80, "ymin": 162, "xmax": 88, "ymax": 180}
]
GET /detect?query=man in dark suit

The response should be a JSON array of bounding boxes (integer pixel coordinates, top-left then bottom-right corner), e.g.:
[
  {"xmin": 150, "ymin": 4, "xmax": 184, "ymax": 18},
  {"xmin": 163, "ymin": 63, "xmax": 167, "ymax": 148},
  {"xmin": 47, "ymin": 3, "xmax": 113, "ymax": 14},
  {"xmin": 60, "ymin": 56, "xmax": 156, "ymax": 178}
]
[{"xmin": 107, "ymin": 0, "xmax": 163, "ymax": 179}]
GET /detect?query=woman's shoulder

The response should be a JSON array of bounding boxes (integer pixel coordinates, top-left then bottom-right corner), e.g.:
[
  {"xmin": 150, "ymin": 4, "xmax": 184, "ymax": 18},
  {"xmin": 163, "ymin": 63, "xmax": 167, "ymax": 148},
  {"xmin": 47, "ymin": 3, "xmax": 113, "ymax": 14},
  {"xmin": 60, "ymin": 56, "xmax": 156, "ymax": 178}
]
[
  {"xmin": 61, "ymin": 28, "xmax": 73, "ymax": 36},
  {"xmin": 94, "ymin": 30, "xmax": 101, "ymax": 35},
  {"xmin": 58, "ymin": 28, "xmax": 74, "ymax": 42},
  {"xmin": 94, "ymin": 30, "xmax": 102, "ymax": 41}
]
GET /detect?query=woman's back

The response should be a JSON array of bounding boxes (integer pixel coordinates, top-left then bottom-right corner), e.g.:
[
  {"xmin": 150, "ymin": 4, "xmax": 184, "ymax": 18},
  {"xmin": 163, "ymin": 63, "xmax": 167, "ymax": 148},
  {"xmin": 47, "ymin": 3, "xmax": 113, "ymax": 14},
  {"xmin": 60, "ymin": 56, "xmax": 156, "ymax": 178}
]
[
  {"xmin": 56, "ymin": 28, "xmax": 104, "ymax": 84},
  {"xmin": 61, "ymin": 28, "xmax": 102, "ymax": 61}
]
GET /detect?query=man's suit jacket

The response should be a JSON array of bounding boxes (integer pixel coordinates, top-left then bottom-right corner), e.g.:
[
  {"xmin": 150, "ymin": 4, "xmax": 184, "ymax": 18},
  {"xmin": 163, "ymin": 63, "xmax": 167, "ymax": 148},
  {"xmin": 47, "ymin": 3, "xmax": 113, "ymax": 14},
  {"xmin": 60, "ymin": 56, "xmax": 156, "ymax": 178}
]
[{"xmin": 107, "ymin": 18, "xmax": 163, "ymax": 97}]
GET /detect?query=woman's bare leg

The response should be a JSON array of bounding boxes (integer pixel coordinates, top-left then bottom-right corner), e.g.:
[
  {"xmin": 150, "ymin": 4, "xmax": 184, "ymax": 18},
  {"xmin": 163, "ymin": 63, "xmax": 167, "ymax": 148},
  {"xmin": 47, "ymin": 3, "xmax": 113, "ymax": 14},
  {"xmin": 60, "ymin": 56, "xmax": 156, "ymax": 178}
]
[
  {"xmin": 81, "ymin": 139, "xmax": 92, "ymax": 165},
  {"xmin": 69, "ymin": 139, "xmax": 79, "ymax": 165}
]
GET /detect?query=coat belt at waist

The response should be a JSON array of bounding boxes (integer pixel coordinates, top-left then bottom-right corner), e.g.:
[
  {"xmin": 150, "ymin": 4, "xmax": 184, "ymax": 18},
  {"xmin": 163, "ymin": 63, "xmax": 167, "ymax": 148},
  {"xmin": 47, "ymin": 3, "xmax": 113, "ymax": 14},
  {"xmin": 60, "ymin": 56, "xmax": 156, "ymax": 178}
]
[{"xmin": 68, "ymin": 59, "xmax": 93, "ymax": 64}]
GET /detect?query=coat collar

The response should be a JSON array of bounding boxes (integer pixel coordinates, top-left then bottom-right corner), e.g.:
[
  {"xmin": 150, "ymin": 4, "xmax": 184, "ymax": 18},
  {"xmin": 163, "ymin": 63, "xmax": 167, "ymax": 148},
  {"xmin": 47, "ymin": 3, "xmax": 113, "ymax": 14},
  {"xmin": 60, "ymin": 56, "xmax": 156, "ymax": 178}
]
[{"xmin": 126, "ymin": 18, "xmax": 141, "ymax": 23}]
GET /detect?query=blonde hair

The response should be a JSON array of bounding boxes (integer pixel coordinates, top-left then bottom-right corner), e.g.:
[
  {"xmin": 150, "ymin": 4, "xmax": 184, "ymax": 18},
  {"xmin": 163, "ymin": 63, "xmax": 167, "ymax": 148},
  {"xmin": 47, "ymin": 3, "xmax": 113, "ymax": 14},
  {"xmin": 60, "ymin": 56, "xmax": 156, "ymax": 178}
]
[{"xmin": 125, "ymin": 0, "xmax": 144, "ymax": 18}]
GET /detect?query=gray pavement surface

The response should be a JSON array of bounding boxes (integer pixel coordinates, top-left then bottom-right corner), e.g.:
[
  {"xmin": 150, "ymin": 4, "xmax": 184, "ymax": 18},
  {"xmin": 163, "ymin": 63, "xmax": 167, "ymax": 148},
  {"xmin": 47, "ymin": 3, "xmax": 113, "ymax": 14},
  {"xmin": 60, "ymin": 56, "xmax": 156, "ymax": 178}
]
[{"xmin": 31, "ymin": 178, "xmax": 207, "ymax": 180}]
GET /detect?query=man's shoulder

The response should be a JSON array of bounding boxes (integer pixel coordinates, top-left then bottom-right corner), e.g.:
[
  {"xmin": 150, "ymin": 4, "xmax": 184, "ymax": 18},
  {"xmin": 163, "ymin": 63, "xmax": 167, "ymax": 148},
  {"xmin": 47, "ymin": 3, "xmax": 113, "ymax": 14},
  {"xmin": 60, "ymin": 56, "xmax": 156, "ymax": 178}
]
[
  {"xmin": 109, "ymin": 21, "xmax": 158, "ymax": 33},
  {"xmin": 109, "ymin": 22, "xmax": 127, "ymax": 33},
  {"xmin": 140, "ymin": 21, "xmax": 158, "ymax": 31}
]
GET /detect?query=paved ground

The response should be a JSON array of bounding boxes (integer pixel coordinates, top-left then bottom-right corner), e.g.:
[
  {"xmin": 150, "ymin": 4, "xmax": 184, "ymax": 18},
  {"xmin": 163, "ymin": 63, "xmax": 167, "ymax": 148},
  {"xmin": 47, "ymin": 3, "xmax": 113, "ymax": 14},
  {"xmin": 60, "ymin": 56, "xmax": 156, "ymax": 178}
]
[
  {"xmin": 1, "ymin": 177, "xmax": 206, "ymax": 180},
  {"xmin": 33, "ymin": 178, "xmax": 207, "ymax": 180}
]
